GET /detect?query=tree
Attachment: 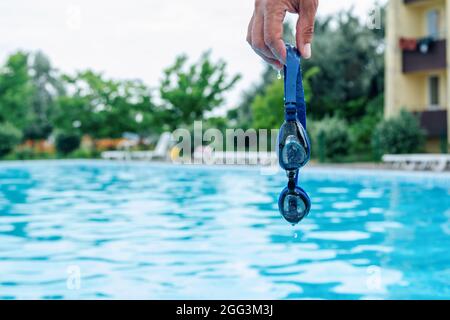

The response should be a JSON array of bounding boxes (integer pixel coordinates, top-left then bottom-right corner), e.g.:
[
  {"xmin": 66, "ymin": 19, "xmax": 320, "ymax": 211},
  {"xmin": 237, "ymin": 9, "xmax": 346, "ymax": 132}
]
[
  {"xmin": 159, "ymin": 51, "xmax": 241, "ymax": 130},
  {"xmin": 0, "ymin": 52, "xmax": 34, "ymax": 131},
  {"xmin": 251, "ymin": 67, "xmax": 318, "ymax": 130},
  {"xmin": 0, "ymin": 122, "xmax": 22, "ymax": 157},
  {"xmin": 251, "ymin": 79, "xmax": 284, "ymax": 130},
  {"xmin": 54, "ymin": 71, "xmax": 155, "ymax": 139},
  {"xmin": 55, "ymin": 132, "xmax": 81, "ymax": 155},
  {"xmin": 25, "ymin": 51, "xmax": 64, "ymax": 140},
  {"xmin": 349, "ymin": 94, "xmax": 384, "ymax": 156},
  {"xmin": 302, "ymin": 7, "xmax": 385, "ymax": 120}
]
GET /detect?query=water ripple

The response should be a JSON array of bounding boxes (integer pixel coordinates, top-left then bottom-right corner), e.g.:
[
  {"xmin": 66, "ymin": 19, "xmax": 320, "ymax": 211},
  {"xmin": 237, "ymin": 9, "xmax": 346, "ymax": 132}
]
[{"xmin": 0, "ymin": 160, "xmax": 449, "ymax": 299}]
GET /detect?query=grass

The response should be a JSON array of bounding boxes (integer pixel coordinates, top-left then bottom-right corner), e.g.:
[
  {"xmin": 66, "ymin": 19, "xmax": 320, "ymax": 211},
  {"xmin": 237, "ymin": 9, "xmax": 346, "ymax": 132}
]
[{"xmin": 1, "ymin": 148, "xmax": 101, "ymax": 161}]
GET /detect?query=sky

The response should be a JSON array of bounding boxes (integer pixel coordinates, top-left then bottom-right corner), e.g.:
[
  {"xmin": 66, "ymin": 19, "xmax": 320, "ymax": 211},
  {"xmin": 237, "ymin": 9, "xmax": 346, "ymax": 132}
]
[{"xmin": 0, "ymin": 0, "xmax": 382, "ymax": 112}]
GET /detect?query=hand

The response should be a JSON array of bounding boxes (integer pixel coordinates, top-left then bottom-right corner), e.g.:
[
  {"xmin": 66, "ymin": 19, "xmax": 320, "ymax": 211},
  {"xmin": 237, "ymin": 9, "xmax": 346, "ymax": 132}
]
[{"xmin": 246, "ymin": 0, "xmax": 319, "ymax": 69}]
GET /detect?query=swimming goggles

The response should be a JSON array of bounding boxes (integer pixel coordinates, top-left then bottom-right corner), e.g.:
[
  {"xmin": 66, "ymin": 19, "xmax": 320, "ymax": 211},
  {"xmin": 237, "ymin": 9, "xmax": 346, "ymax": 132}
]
[{"xmin": 277, "ymin": 45, "xmax": 311, "ymax": 225}]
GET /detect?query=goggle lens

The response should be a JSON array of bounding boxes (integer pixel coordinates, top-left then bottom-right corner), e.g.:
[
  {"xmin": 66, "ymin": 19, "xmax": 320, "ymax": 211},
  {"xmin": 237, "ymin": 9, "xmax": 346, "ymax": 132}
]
[
  {"xmin": 281, "ymin": 135, "xmax": 306, "ymax": 170},
  {"xmin": 279, "ymin": 190, "xmax": 310, "ymax": 225}
]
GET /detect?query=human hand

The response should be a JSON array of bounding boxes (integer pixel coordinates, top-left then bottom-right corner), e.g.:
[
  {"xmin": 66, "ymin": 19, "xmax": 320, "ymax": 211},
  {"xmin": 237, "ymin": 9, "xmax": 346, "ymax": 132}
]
[{"xmin": 246, "ymin": 0, "xmax": 319, "ymax": 69}]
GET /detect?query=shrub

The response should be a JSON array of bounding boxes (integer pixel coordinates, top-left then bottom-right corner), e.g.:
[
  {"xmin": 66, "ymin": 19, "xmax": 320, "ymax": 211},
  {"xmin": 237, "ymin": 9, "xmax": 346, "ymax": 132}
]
[
  {"xmin": 349, "ymin": 95, "xmax": 383, "ymax": 157},
  {"xmin": 372, "ymin": 110, "xmax": 425, "ymax": 158},
  {"xmin": 13, "ymin": 146, "xmax": 34, "ymax": 160},
  {"xmin": 0, "ymin": 122, "xmax": 22, "ymax": 158},
  {"xmin": 68, "ymin": 148, "xmax": 95, "ymax": 159},
  {"xmin": 311, "ymin": 117, "xmax": 351, "ymax": 162},
  {"xmin": 55, "ymin": 132, "xmax": 81, "ymax": 155}
]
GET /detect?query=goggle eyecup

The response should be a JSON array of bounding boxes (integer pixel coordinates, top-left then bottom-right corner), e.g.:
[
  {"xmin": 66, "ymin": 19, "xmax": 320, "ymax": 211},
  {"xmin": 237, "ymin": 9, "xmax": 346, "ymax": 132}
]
[
  {"xmin": 277, "ymin": 119, "xmax": 310, "ymax": 171},
  {"xmin": 278, "ymin": 185, "xmax": 311, "ymax": 225}
]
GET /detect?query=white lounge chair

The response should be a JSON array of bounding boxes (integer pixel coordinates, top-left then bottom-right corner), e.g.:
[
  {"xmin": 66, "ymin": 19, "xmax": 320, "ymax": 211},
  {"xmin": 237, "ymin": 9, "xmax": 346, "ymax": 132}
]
[
  {"xmin": 101, "ymin": 151, "xmax": 130, "ymax": 161},
  {"xmin": 193, "ymin": 147, "xmax": 277, "ymax": 166},
  {"xmin": 382, "ymin": 154, "xmax": 450, "ymax": 172},
  {"xmin": 101, "ymin": 132, "xmax": 172, "ymax": 161}
]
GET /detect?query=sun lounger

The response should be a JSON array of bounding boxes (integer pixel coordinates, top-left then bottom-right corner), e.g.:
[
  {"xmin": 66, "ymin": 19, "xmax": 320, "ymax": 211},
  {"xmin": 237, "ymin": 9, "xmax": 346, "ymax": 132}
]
[
  {"xmin": 382, "ymin": 154, "xmax": 450, "ymax": 172},
  {"xmin": 193, "ymin": 148, "xmax": 277, "ymax": 166},
  {"xmin": 101, "ymin": 132, "xmax": 172, "ymax": 161}
]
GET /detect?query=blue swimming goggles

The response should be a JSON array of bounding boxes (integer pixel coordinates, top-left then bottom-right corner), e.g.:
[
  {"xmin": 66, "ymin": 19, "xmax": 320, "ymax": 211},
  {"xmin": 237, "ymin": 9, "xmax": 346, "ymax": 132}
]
[{"xmin": 277, "ymin": 45, "xmax": 311, "ymax": 225}]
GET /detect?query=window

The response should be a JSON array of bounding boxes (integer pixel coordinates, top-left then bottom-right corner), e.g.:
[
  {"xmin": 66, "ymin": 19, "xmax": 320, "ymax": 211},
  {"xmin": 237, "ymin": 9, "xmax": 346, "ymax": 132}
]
[
  {"xmin": 428, "ymin": 76, "xmax": 440, "ymax": 109},
  {"xmin": 427, "ymin": 9, "xmax": 440, "ymax": 38}
]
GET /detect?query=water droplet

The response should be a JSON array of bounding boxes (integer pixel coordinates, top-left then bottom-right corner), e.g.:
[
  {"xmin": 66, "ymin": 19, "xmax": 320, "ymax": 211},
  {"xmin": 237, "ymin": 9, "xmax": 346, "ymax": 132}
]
[{"xmin": 277, "ymin": 70, "xmax": 282, "ymax": 80}]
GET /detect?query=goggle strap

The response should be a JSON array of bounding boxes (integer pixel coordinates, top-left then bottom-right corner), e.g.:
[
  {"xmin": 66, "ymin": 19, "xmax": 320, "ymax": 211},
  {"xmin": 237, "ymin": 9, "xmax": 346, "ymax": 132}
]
[{"xmin": 283, "ymin": 45, "xmax": 307, "ymax": 129}]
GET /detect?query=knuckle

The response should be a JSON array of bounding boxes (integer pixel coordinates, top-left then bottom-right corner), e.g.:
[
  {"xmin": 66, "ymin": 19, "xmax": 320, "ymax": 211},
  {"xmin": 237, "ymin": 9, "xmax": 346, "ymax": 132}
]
[
  {"xmin": 301, "ymin": 0, "xmax": 319, "ymax": 13},
  {"xmin": 266, "ymin": 0, "xmax": 287, "ymax": 14},
  {"xmin": 253, "ymin": 39, "xmax": 266, "ymax": 50},
  {"xmin": 265, "ymin": 0, "xmax": 277, "ymax": 11},
  {"xmin": 264, "ymin": 34, "xmax": 276, "ymax": 48},
  {"xmin": 303, "ymin": 25, "xmax": 315, "ymax": 38}
]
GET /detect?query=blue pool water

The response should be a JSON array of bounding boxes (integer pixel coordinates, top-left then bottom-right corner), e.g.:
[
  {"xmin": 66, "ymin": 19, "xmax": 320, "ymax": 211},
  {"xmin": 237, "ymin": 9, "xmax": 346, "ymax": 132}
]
[{"xmin": 0, "ymin": 160, "xmax": 449, "ymax": 300}]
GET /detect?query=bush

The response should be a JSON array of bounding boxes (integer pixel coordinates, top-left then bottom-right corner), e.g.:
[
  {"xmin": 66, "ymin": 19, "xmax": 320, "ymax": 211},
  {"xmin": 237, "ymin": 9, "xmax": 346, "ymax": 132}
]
[
  {"xmin": 55, "ymin": 132, "xmax": 81, "ymax": 155},
  {"xmin": 12, "ymin": 146, "xmax": 56, "ymax": 160},
  {"xmin": 68, "ymin": 148, "xmax": 97, "ymax": 159},
  {"xmin": 310, "ymin": 117, "xmax": 351, "ymax": 162},
  {"xmin": 0, "ymin": 122, "xmax": 22, "ymax": 158},
  {"xmin": 372, "ymin": 110, "xmax": 425, "ymax": 158},
  {"xmin": 349, "ymin": 94, "xmax": 383, "ymax": 157}
]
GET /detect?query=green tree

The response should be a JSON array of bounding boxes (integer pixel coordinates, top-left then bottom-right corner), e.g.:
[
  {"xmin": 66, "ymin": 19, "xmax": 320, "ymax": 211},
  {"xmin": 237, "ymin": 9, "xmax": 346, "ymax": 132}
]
[
  {"xmin": 159, "ymin": 51, "xmax": 241, "ymax": 130},
  {"xmin": 0, "ymin": 122, "xmax": 23, "ymax": 157},
  {"xmin": 54, "ymin": 71, "xmax": 155, "ymax": 139},
  {"xmin": 303, "ymin": 7, "xmax": 385, "ymax": 120},
  {"xmin": 251, "ymin": 67, "xmax": 318, "ymax": 130},
  {"xmin": 0, "ymin": 52, "xmax": 34, "ymax": 131},
  {"xmin": 251, "ymin": 80, "xmax": 284, "ymax": 130},
  {"xmin": 55, "ymin": 132, "xmax": 81, "ymax": 155},
  {"xmin": 25, "ymin": 51, "xmax": 64, "ymax": 140},
  {"xmin": 349, "ymin": 94, "xmax": 384, "ymax": 157}
]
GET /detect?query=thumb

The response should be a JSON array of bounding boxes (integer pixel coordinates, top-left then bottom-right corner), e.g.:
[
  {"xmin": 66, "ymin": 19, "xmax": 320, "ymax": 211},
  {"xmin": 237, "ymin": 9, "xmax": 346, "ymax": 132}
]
[{"xmin": 296, "ymin": 1, "xmax": 318, "ymax": 59}]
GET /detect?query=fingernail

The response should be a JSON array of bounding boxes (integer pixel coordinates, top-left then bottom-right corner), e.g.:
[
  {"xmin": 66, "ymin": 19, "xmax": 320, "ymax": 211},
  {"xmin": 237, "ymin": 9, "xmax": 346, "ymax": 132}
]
[
  {"xmin": 303, "ymin": 44, "xmax": 312, "ymax": 59},
  {"xmin": 275, "ymin": 62, "xmax": 283, "ymax": 70}
]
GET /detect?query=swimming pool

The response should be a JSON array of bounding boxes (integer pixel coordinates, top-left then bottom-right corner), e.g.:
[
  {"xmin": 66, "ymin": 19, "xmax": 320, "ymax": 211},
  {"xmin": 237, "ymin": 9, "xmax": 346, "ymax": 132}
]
[{"xmin": 0, "ymin": 160, "xmax": 449, "ymax": 299}]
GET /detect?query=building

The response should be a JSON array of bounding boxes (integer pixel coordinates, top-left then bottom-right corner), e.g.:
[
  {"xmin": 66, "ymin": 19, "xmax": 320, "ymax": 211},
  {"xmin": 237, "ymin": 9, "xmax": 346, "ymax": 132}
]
[{"xmin": 385, "ymin": 0, "xmax": 449, "ymax": 152}]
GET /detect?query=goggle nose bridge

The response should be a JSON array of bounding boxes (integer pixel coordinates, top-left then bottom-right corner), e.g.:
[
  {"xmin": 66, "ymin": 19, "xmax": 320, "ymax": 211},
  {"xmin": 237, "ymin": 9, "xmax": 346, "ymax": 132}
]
[{"xmin": 284, "ymin": 104, "xmax": 297, "ymax": 122}]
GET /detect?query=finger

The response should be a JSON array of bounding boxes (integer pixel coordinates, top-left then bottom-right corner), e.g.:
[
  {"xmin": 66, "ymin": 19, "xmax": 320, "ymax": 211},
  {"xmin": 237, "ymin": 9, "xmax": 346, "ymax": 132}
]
[
  {"xmin": 259, "ymin": 54, "xmax": 283, "ymax": 70},
  {"xmin": 246, "ymin": 14, "xmax": 254, "ymax": 45},
  {"xmin": 250, "ymin": 41, "xmax": 283, "ymax": 70},
  {"xmin": 251, "ymin": 9, "xmax": 277, "ymax": 61},
  {"xmin": 263, "ymin": 2, "xmax": 287, "ymax": 65},
  {"xmin": 296, "ymin": 0, "xmax": 318, "ymax": 59}
]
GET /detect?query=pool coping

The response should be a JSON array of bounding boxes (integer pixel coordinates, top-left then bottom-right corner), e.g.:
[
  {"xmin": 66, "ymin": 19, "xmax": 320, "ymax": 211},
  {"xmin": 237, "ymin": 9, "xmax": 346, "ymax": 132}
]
[{"xmin": 1, "ymin": 159, "xmax": 449, "ymax": 182}]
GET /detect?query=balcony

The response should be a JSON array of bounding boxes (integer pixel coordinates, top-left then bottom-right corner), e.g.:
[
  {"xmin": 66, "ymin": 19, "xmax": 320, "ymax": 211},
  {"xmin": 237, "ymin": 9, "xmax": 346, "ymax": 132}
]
[
  {"xmin": 402, "ymin": 39, "xmax": 447, "ymax": 73},
  {"xmin": 404, "ymin": 0, "xmax": 439, "ymax": 5},
  {"xmin": 415, "ymin": 109, "xmax": 448, "ymax": 138}
]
